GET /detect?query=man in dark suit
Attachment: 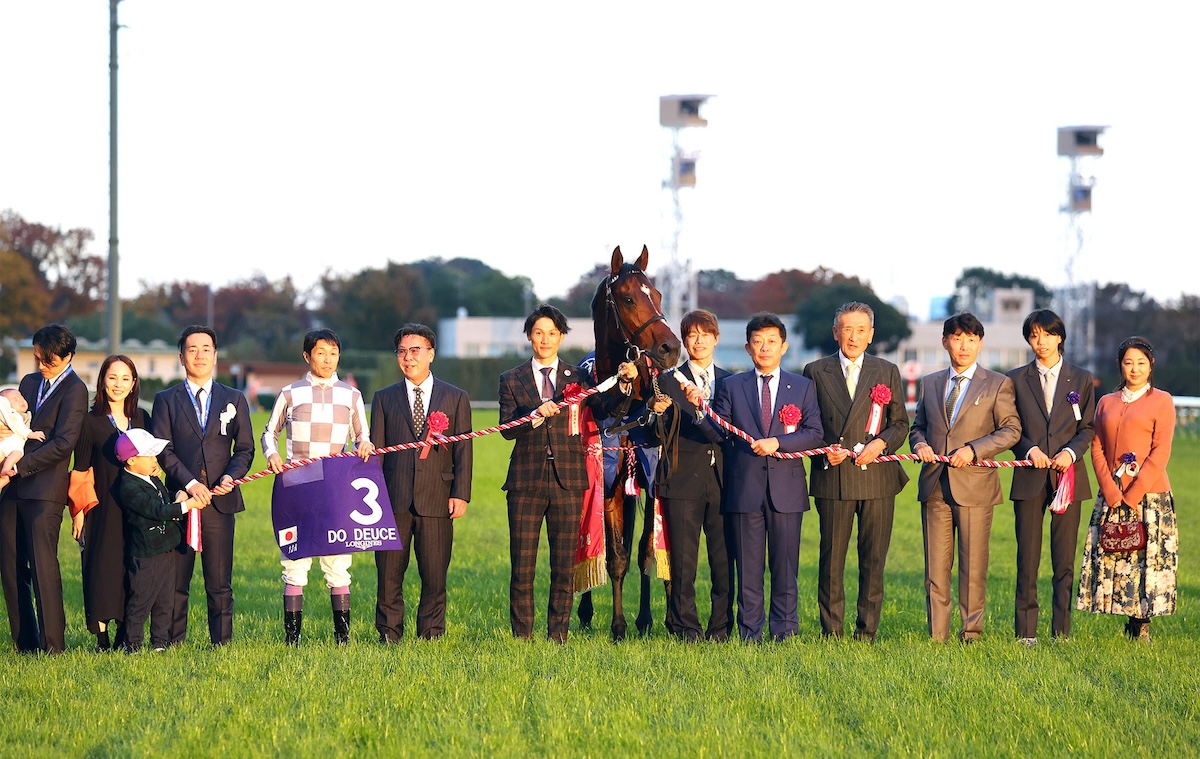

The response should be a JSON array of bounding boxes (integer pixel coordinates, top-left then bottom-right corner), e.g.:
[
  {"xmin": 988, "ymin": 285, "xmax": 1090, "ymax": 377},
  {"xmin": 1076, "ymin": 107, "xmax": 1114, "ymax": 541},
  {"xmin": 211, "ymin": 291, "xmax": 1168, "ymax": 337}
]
[
  {"xmin": 658, "ymin": 309, "xmax": 734, "ymax": 642},
  {"xmin": 1007, "ymin": 309, "xmax": 1095, "ymax": 644},
  {"xmin": 151, "ymin": 325, "xmax": 254, "ymax": 647},
  {"xmin": 803, "ymin": 302, "xmax": 909, "ymax": 643},
  {"xmin": 711, "ymin": 313, "xmax": 824, "ymax": 642},
  {"xmin": 0, "ymin": 324, "xmax": 87, "ymax": 653},
  {"xmin": 910, "ymin": 312, "xmax": 1021, "ymax": 643},
  {"xmin": 373, "ymin": 323, "xmax": 473, "ymax": 642},
  {"xmin": 499, "ymin": 304, "xmax": 638, "ymax": 643}
]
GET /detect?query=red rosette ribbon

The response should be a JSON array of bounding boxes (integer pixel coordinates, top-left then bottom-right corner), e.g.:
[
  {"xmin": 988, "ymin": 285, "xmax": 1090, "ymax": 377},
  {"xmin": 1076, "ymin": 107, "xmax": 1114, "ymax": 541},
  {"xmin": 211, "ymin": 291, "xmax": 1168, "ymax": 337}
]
[
  {"xmin": 779, "ymin": 403, "xmax": 801, "ymax": 433},
  {"xmin": 865, "ymin": 383, "xmax": 891, "ymax": 436},
  {"xmin": 564, "ymin": 383, "xmax": 584, "ymax": 436},
  {"xmin": 419, "ymin": 410, "xmax": 450, "ymax": 460}
]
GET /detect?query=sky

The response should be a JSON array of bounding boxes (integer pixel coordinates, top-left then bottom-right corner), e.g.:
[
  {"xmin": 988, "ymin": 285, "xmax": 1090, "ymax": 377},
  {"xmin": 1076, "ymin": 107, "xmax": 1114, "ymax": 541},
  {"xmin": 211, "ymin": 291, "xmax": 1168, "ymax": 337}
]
[{"xmin": 3, "ymin": 1, "xmax": 1198, "ymax": 322}]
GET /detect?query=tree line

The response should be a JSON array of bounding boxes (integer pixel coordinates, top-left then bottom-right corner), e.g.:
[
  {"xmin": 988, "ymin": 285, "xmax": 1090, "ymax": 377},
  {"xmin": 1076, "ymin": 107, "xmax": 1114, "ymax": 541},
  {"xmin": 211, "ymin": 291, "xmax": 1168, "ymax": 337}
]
[{"xmin": 2, "ymin": 209, "xmax": 1198, "ymax": 395}]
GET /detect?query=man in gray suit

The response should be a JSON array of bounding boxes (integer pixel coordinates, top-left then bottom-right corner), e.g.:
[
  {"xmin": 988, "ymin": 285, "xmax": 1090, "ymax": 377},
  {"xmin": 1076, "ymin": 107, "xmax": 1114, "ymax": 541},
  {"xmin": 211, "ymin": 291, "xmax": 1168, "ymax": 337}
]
[
  {"xmin": 803, "ymin": 302, "xmax": 909, "ymax": 643},
  {"xmin": 910, "ymin": 312, "xmax": 1020, "ymax": 643}
]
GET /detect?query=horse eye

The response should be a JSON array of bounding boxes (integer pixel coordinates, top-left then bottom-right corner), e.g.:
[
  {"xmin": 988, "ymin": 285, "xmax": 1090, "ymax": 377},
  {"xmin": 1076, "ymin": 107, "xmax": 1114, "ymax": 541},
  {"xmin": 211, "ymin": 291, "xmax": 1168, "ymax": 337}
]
[{"xmin": 623, "ymin": 296, "xmax": 635, "ymax": 305}]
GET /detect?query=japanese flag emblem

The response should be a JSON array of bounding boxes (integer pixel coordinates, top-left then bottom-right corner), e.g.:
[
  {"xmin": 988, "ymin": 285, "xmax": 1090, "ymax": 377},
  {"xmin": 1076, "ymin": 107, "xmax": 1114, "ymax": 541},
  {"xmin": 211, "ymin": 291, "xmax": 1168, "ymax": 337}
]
[{"xmin": 278, "ymin": 526, "xmax": 299, "ymax": 547}]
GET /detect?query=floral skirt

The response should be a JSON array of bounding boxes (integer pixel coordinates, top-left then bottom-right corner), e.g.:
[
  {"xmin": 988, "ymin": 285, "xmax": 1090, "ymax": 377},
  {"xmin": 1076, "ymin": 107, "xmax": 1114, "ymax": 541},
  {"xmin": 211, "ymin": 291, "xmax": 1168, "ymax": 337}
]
[{"xmin": 1076, "ymin": 490, "xmax": 1177, "ymax": 617}]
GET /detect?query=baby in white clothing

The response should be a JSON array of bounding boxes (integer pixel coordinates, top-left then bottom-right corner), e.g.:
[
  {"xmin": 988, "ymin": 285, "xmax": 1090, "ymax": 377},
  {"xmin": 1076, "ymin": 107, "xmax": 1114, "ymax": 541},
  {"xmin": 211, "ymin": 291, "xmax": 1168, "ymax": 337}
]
[{"xmin": 0, "ymin": 388, "xmax": 46, "ymax": 490}]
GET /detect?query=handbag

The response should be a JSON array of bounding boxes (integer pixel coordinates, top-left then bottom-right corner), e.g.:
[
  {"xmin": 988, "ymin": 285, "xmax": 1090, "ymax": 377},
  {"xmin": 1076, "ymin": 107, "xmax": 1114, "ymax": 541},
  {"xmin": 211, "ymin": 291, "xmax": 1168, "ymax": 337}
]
[{"xmin": 1099, "ymin": 508, "xmax": 1146, "ymax": 554}]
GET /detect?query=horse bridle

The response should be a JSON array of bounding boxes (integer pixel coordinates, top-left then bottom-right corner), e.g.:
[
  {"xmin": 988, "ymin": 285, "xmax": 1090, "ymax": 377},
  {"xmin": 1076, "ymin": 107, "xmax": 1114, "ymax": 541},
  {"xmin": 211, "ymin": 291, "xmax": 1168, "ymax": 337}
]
[
  {"xmin": 601, "ymin": 268, "xmax": 671, "ymax": 438},
  {"xmin": 604, "ymin": 269, "xmax": 667, "ymax": 365}
]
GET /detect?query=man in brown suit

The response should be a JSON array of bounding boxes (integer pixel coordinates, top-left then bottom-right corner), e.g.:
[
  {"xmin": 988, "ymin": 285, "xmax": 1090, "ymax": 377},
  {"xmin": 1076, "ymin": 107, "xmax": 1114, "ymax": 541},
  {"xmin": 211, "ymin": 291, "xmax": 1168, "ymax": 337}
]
[
  {"xmin": 498, "ymin": 305, "xmax": 637, "ymax": 642},
  {"xmin": 910, "ymin": 312, "xmax": 1021, "ymax": 642}
]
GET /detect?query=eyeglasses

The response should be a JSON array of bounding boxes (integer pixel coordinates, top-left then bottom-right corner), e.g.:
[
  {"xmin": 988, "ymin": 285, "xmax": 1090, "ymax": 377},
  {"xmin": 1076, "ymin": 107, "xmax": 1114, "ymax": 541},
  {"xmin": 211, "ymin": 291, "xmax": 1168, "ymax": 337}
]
[{"xmin": 395, "ymin": 346, "xmax": 430, "ymax": 358}]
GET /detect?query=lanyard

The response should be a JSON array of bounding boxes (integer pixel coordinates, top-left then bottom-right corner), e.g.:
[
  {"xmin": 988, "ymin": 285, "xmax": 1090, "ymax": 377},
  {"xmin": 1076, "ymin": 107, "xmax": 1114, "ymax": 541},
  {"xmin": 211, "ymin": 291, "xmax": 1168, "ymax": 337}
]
[
  {"xmin": 36, "ymin": 365, "xmax": 74, "ymax": 411},
  {"xmin": 185, "ymin": 382, "xmax": 209, "ymax": 430}
]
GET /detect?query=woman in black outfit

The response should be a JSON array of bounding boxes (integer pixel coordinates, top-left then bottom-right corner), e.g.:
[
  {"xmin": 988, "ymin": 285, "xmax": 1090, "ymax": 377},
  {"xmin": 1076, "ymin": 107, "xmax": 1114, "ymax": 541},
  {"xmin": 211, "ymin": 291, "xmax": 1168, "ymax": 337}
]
[{"xmin": 71, "ymin": 355, "xmax": 149, "ymax": 651}]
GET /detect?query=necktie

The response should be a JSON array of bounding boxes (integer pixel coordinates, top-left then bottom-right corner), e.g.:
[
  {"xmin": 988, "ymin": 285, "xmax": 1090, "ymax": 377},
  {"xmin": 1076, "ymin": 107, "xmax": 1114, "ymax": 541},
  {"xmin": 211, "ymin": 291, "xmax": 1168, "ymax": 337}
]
[
  {"xmin": 846, "ymin": 363, "xmax": 859, "ymax": 399},
  {"xmin": 195, "ymin": 387, "xmax": 207, "ymax": 428},
  {"xmin": 945, "ymin": 375, "xmax": 965, "ymax": 425},
  {"xmin": 540, "ymin": 367, "xmax": 554, "ymax": 401},
  {"xmin": 412, "ymin": 387, "xmax": 426, "ymax": 437},
  {"xmin": 698, "ymin": 370, "xmax": 711, "ymax": 400},
  {"xmin": 760, "ymin": 374, "xmax": 773, "ymax": 433},
  {"xmin": 1042, "ymin": 371, "xmax": 1055, "ymax": 413},
  {"xmin": 36, "ymin": 379, "xmax": 50, "ymax": 411}
]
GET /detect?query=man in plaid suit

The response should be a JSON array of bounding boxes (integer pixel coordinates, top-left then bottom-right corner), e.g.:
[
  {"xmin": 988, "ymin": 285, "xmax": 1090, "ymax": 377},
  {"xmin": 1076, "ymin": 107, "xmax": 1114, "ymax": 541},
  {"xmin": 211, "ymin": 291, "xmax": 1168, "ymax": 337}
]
[
  {"xmin": 499, "ymin": 305, "xmax": 639, "ymax": 642},
  {"xmin": 263, "ymin": 328, "xmax": 373, "ymax": 645}
]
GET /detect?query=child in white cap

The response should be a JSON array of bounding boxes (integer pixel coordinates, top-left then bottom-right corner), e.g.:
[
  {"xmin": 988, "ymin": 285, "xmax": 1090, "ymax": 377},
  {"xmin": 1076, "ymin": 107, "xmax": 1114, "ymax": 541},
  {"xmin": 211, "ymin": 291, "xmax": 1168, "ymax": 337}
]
[{"xmin": 116, "ymin": 428, "xmax": 206, "ymax": 652}]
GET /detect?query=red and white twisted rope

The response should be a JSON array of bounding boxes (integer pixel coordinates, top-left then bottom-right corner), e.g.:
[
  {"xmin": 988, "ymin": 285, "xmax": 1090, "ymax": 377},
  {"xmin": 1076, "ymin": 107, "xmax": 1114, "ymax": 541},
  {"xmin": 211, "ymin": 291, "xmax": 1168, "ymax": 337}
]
[
  {"xmin": 674, "ymin": 373, "xmax": 1034, "ymax": 468},
  {"xmin": 225, "ymin": 374, "xmax": 621, "ymax": 487}
]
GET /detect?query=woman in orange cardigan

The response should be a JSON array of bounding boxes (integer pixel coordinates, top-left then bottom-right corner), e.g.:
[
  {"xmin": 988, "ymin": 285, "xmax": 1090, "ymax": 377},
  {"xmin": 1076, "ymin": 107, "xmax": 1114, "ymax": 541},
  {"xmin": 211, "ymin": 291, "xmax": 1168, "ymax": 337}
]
[{"xmin": 1077, "ymin": 337, "xmax": 1176, "ymax": 641}]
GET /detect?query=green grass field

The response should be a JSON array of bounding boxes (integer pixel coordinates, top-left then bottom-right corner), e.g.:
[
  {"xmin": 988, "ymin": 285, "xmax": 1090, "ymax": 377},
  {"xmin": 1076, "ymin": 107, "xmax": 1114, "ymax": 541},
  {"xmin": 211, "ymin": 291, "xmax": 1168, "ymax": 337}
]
[{"xmin": 1, "ymin": 411, "xmax": 1196, "ymax": 757}]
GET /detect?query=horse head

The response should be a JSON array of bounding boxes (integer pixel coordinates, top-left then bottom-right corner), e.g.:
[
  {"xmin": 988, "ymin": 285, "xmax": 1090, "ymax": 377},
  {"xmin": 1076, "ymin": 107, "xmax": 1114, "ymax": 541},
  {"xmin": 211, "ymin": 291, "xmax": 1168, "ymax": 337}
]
[{"xmin": 591, "ymin": 245, "xmax": 681, "ymax": 385}]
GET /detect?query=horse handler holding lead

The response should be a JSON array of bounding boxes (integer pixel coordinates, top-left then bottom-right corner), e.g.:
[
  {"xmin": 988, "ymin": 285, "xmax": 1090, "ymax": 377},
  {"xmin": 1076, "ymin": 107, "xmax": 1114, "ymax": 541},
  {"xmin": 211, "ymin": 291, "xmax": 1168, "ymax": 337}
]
[{"xmin": 498, "ymin": 305, "xmax": 639, "ymax": 643}]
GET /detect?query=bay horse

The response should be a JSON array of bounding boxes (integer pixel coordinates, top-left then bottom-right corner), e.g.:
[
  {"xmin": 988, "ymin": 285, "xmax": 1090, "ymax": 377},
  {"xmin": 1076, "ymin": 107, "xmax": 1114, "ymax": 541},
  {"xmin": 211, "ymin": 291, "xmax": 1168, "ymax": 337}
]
[{"xmin": 576, "ymin": 245, "xmax": 681, "ymax": 640}]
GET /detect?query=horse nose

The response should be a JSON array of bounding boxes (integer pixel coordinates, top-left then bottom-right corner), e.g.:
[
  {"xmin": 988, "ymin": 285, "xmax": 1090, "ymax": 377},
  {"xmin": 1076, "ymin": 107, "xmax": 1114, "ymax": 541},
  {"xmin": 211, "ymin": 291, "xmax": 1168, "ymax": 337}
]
[{"xmin": 658, "ymin": 341, "xmax": 680, "ymax": 362}]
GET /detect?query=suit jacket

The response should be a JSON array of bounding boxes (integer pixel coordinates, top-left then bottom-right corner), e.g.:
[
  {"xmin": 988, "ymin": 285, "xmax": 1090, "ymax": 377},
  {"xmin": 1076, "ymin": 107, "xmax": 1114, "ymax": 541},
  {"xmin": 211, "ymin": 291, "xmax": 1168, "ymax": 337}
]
[
  {"xmin": 803, "ymin": 353, "xmax": 909, "ymax": 501},
  {"xmin": 499, "ymin": 361, "xmax": 592, "ymax": 493},
  {"xmin": 118, "ymin": 471, "xmax": 185, "ymax": 559},
  {"xmin": 712, "ymin": 368, "xmax": 824, "ymax": 514},
  {"xmin": 1007, "ymin": 360, "xmax": 1095, "ymax": 503},
  {"xmin": 371, "ymin": 378, "xmax": 473, "ymax": 518},
  {"xmin": 151, "ymin": 381, "xmax": 254, "ymax": 514},
  {"xmin": 909, "ymin": 366, "xmax": 1021, "ymax": 508},
  {"xmin": 10, "ymin": 369, "xmax": 88, "ymax": 503},
  {"xmin": 657, "ymin": 363, "xmax": 730, "ymax": 500}
]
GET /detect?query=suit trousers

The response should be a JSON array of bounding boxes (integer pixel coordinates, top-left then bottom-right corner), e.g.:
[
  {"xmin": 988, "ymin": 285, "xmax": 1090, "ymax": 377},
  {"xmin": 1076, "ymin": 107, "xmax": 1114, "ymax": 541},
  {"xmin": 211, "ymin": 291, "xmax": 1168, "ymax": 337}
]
[
  {"xmin": 375, "ymin": 506, "xmax": 454, "ymax": 641},
  {"xmin": 0, "ymin": 497, "xmax": 66, "ymax": 653},
  {"xmin": 729, "ymin": 506, "xmax": 803, "ymax": 642},
  {"xmin": 921, "ymin": 480, "xmax": 993, "ymax": 642},
  {"xmin": 124, "ymin": 552, "xmax": 176, "ymax": 651},
  {"xmin": 816, "ymin": 496, "xmax": 895, "ymax": 639},
  {"xmin": 172, "ymin": 507, "xmax": 235, "ymax": 646},
  {"xmin": 662, "ymin": 477, "xmax": 734, "ymax": 641},
  {"xmin": 1013, "ymin": 494, "xmax": 1082, "ymax": 639},
  {"xmin": 507, "ymin": 470, "xmax": 579, "ymax": 642}
]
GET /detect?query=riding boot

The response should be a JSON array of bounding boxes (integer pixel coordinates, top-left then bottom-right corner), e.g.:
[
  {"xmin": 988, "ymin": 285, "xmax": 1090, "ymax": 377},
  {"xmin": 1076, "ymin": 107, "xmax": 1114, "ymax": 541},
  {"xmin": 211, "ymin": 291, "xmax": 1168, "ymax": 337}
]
[
  {"xmin": 332, "ymin": 593, "xmax": 351, "ymax": 645},
  {"xmin": 284, "ymin": 611, "xmax": 303, "ymax": 646},
  {"xmin": 284, "ymin": 591, "xmax": 304, "ymax": 646}
]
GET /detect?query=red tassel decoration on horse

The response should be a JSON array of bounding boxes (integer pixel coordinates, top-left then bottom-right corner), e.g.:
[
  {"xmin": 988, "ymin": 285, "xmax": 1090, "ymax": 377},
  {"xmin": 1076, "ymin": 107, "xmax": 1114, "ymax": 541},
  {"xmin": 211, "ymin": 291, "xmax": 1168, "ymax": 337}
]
[
  {"xmin": 645, "ymin": 496, "xmax": 671, "ymax": 581},
  {"xmin": 573, "ymin": 407, "xmax": 608, "ymax": 594}
]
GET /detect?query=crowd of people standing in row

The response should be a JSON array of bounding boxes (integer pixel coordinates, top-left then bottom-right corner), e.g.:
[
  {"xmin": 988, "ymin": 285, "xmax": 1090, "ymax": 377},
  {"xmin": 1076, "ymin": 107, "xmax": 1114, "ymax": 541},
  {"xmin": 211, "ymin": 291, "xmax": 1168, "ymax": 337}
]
[{"xmin": 0, "ymin": 302, "xmax": 1177, "ymax": 653}]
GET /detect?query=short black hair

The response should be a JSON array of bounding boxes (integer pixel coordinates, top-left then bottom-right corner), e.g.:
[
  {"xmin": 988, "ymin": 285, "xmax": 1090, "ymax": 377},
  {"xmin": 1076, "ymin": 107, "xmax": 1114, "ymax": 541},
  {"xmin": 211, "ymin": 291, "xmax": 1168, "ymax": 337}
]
[
  {"xmin": 393, "ymin": 323, "xmax": 437, "ymax": 352},
  {"xmin": 1021, "ymin": 309, "xmax": 1066, "ymax": 353},
  {"xmin": 523, "ymin": 304, "xmax": 569, "ymax": 337},
  {"xmin": 745, "ymin": 313, "xmax": 787, "ymax": 343},
  {"xmin": 943, "ymin": 312, "xmax": 984, "ymax": 339},
  {"xmin": 178, "ymin": 325, "xmax": 218, "ymax": 352},
  {"xmin": 30, "ymin": 323, "xmax": 77, "ymax": 359},
  {"xmin": 303, "ymin": 328, "xmax": 342, "ymax": 355}
]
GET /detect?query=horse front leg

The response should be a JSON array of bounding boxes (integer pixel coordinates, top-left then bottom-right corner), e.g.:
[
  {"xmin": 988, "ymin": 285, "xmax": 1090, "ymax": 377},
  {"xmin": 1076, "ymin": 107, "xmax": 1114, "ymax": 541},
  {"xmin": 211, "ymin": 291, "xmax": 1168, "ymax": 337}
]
[
  {"xmin": 603, "ymin": 492, "xmax": 630, "ymax": 641},
  {"xmin": 576, "ymin": 590, "xmax": 593, "ymax": 632},
  {"xmin": 635, "ymin": 494, "xmax": 656, "ymax": 636}
]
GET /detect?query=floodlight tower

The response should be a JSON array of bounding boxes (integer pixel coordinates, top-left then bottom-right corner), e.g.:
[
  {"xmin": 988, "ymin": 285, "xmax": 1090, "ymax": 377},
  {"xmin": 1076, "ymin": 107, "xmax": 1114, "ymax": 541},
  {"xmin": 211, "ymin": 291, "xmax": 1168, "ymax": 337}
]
[
  {"xmin": 1055, "ymin": 125, "xmax": 1106, "ymax": 372},
  {"xmin": 659, "ymin": 94, "xmax": 712, "ymax": 327}
]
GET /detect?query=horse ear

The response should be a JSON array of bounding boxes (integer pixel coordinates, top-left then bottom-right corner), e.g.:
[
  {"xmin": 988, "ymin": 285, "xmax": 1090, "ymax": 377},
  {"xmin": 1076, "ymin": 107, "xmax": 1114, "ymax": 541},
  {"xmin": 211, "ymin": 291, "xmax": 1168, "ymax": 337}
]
[
  {"xmin": 610, "ymin": 246, "xmax": 623, "ymax": 274},
  {"xmin": 636, "ymin": 245, "xmax": 649, "ymax": 272}
]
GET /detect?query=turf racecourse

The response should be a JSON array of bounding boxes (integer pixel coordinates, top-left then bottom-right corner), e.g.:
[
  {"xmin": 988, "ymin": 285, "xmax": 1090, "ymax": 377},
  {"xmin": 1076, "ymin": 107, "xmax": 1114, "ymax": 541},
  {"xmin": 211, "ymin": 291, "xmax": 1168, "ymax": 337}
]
[{"xmin": 1, "ymin": 411, "xmax": 1196, "ymax": 757}]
